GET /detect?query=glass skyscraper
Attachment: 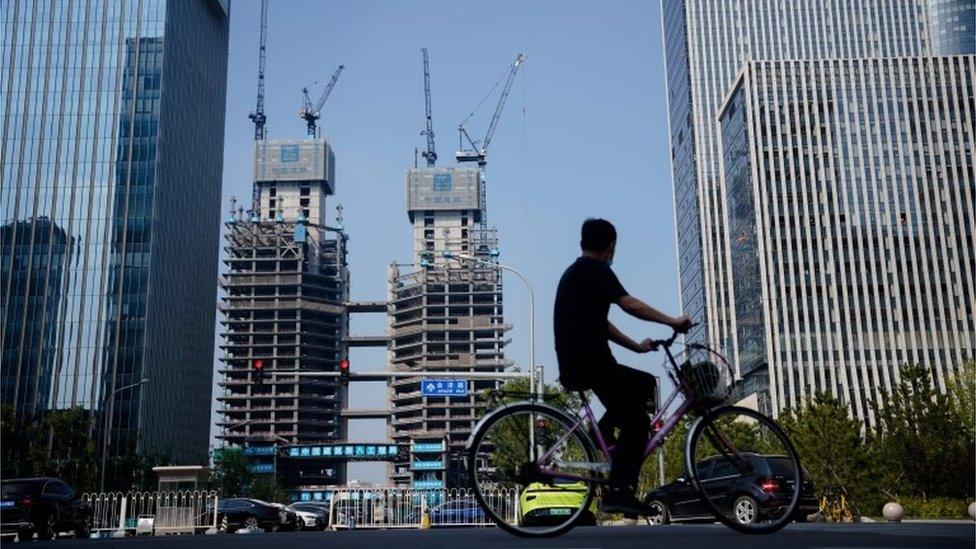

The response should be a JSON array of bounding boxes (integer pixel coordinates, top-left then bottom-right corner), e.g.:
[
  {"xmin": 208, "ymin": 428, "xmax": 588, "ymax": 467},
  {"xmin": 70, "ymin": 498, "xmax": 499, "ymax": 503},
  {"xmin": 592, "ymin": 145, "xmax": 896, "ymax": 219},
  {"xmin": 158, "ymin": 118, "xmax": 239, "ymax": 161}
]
[
  {"xmin": 1, "ymin": 0, "xmax": 229, "ymax": 467},
  {"xmin": 662, "ymin": 0, "xmax": 975, "ymax": 421},
  {"xmin": 720, "ymin": 56, "xmax": 974, "ymax": 422},
  {"xmin": 662, "ymin": 0, "xmax": 933, "ymax": 353}
]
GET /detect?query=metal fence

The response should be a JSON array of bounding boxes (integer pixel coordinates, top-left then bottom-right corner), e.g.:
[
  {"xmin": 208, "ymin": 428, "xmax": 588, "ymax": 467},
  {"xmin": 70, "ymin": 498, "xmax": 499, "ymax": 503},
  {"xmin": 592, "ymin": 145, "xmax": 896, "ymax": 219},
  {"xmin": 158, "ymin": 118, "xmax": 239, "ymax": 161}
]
[
  {"xmin": 82, "ymin": 490, "xmax": 218, "ymax": 537},
  {"xmin": 327, "ymin": 487, "xmax": 517, "ymax": 529}
]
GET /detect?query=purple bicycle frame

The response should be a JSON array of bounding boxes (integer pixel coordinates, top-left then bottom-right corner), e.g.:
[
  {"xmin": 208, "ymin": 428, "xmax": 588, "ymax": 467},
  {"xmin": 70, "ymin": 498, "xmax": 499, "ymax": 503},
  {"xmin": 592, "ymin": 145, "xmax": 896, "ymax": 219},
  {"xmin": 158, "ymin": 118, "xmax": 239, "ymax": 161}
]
[{"xmin": 536, "ymin": 383, "xmax": 695, "ymax": 484}]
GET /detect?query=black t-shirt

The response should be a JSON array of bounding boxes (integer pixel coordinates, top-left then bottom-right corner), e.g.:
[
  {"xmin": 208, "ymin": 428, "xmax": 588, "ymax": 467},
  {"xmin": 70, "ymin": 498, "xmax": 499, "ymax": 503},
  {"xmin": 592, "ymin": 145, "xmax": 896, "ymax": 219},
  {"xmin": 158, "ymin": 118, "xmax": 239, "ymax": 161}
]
[{"xmin": 553, "ymin": 256, "xmax": 628, "ymax": 390}]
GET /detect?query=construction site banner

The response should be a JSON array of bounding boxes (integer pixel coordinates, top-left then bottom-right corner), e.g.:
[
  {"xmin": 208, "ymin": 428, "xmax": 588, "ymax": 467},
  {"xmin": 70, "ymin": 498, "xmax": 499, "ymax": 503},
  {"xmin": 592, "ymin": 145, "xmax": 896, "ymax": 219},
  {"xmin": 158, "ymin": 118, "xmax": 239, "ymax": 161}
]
[
  {"xmin": 406, "ymin": 167, "xmax": 481, "ymax": 212},
  {"xmin": 254, "ymin": 139, "xmax": 334, "ymax": 191}
]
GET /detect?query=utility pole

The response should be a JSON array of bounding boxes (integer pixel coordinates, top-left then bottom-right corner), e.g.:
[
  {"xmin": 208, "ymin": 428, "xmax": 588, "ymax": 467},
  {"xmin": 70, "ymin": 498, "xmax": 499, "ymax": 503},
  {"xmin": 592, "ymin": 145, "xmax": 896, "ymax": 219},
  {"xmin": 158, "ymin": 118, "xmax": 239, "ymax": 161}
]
[{"xmin": 100, "ymin": 379, "xmax": 150, "ymax": 492}]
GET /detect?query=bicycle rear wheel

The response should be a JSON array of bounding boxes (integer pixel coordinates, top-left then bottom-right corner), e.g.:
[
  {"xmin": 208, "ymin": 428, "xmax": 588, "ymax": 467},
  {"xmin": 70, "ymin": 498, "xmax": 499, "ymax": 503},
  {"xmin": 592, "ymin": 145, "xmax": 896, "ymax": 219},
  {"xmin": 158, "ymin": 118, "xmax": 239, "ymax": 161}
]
[
  {"xmin": 685, "ymin": 406, "xmax": 806, "ymax": 534},
  {"xmin": 468, "ymin": 402, "xmax": 600, "ymax": 537}
]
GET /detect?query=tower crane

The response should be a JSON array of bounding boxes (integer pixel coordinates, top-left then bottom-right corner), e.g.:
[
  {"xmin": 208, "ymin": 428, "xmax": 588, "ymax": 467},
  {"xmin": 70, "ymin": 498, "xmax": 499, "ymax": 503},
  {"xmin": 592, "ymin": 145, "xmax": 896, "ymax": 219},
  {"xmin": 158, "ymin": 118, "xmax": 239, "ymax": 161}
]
[
  {"xmin": 455, "ymin": 53, "xmax": 526, "ymax": 166},
  {"xmin": 299, "ymin": 64, "xmax": 345, "ymax": 138},
  {"xmin": 420, "ymin": 48, "xmax": 437, "ymax": 167},
  {"xmin": 248, "ymin": 0, "xmax": 269, "ymax": 141}
]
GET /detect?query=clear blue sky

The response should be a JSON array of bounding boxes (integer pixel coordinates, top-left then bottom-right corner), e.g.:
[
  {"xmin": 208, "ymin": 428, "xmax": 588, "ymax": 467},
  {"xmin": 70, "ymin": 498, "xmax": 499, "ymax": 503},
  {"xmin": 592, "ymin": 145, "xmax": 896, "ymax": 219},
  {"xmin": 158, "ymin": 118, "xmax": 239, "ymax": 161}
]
[{"xmin": 216, "ymin": 0, "xmax": 680, "ymax": 482}]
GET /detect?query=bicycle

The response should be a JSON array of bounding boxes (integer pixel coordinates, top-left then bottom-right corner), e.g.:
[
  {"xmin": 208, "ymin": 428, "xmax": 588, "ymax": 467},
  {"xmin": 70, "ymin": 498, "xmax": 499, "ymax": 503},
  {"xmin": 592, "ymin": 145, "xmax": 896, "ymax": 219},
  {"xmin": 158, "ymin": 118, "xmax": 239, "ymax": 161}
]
[{"xmin": 466, "ymin": 327, "xmax": 805, "ymax": 537}]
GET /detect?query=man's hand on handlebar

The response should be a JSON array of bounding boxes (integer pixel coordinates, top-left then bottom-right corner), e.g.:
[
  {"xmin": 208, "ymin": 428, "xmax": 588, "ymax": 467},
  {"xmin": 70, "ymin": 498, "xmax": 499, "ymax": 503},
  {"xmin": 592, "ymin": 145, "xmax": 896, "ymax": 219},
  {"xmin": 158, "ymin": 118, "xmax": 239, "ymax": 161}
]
[
  {"xmin": 636, "ymin": 338, "xmax": 660, "ymax": 353},
  {"xmin": 672, "ymin": 315, "xmax": 694, "ymax": 334}
]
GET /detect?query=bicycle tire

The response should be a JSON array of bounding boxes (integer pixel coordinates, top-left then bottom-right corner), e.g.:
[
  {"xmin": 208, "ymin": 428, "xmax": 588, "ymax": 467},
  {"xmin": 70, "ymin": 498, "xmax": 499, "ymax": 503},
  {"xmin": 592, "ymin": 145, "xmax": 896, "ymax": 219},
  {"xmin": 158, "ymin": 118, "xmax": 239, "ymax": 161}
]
[
  {"xmin": 684, "ymin": 406, "xmax": 802, "ymax": 534},
  {"xmin": 467, "ymin": 401, "xmax": 600, "ymax": 538}
]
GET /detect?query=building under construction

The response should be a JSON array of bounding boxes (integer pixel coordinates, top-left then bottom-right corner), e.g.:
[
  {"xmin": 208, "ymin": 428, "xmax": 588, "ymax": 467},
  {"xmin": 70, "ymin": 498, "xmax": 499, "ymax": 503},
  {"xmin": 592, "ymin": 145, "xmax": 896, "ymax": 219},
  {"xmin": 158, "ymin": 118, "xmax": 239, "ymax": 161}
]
[
  {"xmin": 387, "ymin": 167, "xmax": 512, "ymax": 488},
  {"xmin": 216, "ymin": 138, "xmax": 351, "ymax": 487}
]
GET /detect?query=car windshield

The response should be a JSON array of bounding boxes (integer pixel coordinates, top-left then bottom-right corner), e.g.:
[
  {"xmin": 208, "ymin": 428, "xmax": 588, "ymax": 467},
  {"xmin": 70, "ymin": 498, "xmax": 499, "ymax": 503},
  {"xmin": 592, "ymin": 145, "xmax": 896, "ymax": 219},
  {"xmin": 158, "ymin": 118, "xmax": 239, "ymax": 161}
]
[{"xmin": 1, "ymin": 482, "xmax": 39, "ymax": 498}]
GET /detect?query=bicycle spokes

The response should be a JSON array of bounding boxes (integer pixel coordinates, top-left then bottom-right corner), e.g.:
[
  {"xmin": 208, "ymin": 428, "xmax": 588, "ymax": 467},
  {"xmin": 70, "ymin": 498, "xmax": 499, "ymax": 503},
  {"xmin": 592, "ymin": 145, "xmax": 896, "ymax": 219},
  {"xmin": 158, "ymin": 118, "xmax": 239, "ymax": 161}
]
[
  {"xmin": 468, "ymin": 404, "xmax": 600, "ymax": 537},
  {"xmin": 686, "ymin": 407, "xmax": 805, "ymax": 533}
]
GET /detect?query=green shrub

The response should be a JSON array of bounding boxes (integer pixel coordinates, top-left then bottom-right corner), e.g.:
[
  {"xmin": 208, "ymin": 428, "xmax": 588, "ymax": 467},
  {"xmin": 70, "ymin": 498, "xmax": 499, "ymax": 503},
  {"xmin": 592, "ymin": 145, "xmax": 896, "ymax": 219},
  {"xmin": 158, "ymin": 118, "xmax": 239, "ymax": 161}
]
[{"xmin": 899, "ymin": 497, "xmax": 971, "ymax": 519}]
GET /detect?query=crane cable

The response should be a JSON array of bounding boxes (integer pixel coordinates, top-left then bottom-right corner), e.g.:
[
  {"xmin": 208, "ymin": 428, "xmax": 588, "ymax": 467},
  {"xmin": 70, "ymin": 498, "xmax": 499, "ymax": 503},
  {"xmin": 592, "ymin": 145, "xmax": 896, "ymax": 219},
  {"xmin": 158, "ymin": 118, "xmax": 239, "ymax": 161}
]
[{"xmin": 459, "ymin": 61, "xmax": 518, "ymax": 135}]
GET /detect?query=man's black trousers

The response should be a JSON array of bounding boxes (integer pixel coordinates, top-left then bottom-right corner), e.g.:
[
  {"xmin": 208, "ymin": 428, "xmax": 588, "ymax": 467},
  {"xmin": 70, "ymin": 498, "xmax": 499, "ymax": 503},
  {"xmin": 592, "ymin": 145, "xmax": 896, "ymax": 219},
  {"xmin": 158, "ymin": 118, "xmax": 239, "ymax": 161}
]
[{"xmin": 590, "ymin": 364, "xmax": 657, "ymax": 494}]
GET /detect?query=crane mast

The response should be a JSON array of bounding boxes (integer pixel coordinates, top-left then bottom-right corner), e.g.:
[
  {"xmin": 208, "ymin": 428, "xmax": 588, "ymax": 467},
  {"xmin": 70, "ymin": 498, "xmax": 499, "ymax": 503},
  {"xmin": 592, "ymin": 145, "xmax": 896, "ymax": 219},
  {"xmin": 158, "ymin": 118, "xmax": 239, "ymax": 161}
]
[
  {"xmin": 300, "ymin": 65, "xmax": 345, "ymax": 138},
  {"xmin": 420, "ymin": 48, "xmax": 437, "ymax": 167},
  {"xmin": 248, "ymin": 0, "xmax": 269, "ymax": 141}
]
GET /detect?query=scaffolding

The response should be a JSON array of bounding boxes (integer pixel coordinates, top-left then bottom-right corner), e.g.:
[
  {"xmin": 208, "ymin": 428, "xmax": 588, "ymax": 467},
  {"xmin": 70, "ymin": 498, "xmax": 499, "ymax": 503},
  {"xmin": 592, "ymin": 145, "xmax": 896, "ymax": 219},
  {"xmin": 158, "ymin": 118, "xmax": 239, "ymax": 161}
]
[
  {"xmin": 386, "ymin": 226, "xmax": 512, "ymax": 487},
  {"xmin": 216, "ymin": 218, "xmax": 349, "ymax": 482}
]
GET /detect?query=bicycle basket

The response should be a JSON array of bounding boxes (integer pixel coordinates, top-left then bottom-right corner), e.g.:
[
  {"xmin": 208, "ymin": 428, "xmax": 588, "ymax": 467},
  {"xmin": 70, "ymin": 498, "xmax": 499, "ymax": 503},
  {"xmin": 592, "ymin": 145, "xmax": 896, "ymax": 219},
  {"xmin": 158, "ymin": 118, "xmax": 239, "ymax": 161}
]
[{"xmin": 666, "ymin": 343, "xmax": 733, "ymax": 406}]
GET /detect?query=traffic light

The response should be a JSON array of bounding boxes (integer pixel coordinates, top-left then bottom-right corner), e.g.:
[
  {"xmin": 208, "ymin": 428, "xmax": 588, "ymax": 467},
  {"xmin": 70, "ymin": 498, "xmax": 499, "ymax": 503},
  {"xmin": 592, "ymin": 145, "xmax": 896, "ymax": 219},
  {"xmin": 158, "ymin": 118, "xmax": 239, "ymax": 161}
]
[
  {"xmin": 652, "ymin": 419, "xmax": 664, "ymax": 434},
  {"xmin": 253, "ymin": 359, "xmax": 265, "ymax": 384},
  {"xmin": 338, "ymin": 359, "xmax": 350, "ymax": 386}
]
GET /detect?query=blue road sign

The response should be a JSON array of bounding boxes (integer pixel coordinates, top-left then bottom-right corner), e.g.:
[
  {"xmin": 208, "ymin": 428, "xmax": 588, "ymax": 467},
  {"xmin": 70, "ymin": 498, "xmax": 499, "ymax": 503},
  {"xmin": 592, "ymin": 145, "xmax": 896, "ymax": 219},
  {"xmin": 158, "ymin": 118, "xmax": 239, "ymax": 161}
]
[{"xmin": 421, "ymin": 379, "xmax": 469, "ymax": 397}]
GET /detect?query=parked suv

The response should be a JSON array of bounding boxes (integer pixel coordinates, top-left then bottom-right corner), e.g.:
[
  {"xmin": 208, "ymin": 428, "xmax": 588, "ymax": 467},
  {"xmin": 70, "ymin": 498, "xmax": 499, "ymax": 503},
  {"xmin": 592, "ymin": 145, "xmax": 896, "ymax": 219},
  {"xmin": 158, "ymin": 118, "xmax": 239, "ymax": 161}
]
[
  {"xmin": 1, "ymin": 478, "xmax": 92, "ymax": 541},
  {"xmin": 642, "ymin": 453, "xmax": 817, "ymax": 525}
]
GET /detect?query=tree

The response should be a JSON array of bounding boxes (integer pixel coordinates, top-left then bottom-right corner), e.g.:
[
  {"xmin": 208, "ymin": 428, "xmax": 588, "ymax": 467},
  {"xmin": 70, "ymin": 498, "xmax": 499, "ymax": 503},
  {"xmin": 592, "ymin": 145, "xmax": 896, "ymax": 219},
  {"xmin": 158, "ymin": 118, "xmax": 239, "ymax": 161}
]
[
  {"xmin": 2, "ymin": 407, "xmax": 100, "ymax": 492},
  {"xmin": 779, "ymin": 393, "xmax": 879, "ymax": 514},
  {"xmin": 211, "ymin": 447, "xmax": 253, "ymax": 497},
  {"xmin": 638, "ymin": 418, "xmax": 689, "ymax": 494},
  {"xmin": 474, "ymin": 378, "xmax": 584, "ymax": 486},
  {"xmin": 945, "ymin": 360, "xmax": 975, "ymax": 439},
  {"xmin": 249, "ymin": 477, "xmax": 287, "ymax": 503},
  {"xmin": 870, "ymin": 364, "xmax": 974, "ymax": 501}
]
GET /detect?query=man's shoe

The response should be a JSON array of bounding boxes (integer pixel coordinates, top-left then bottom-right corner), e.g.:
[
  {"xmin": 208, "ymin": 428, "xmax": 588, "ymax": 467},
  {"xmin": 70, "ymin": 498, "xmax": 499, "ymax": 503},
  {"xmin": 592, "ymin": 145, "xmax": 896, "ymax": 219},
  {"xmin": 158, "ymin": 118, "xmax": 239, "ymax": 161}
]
[{"xmin": 598, "ymin": 490, "xmax": 658, "ymax": 517}]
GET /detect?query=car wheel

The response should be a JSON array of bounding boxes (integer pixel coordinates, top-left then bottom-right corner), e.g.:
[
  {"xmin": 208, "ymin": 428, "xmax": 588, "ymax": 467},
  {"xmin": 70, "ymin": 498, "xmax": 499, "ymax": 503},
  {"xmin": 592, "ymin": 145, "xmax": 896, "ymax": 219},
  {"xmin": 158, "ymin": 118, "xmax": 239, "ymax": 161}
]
[
  {"xmin": 646, "ymin": 500, "xmax": 670, "ymax": 525},
  {"xmin": 244, "ymin": 517, "xmax": 259, "ymax": 531},
  {"xmin": 36, "ymin": 513, "xmax": 57, "ymax": 540},
  {"xmin": 17, "ymin": 528, "xmax": 34, "ymax": 542},
  {"xmin": 76, "ymin": 514, "xmax": 92, "ymax": 538},
  {"xmin": 732, "ymin": 496, "xmax": 759, "ymax": 525}
]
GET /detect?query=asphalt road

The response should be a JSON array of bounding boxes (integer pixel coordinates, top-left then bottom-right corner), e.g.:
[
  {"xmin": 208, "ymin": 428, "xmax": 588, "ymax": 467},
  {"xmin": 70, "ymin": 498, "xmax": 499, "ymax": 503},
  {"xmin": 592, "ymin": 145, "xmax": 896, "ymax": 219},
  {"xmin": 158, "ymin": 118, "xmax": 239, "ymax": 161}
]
[{"xmin": 15, "ymin": 523, "xmax": 975, "ymax": 548}]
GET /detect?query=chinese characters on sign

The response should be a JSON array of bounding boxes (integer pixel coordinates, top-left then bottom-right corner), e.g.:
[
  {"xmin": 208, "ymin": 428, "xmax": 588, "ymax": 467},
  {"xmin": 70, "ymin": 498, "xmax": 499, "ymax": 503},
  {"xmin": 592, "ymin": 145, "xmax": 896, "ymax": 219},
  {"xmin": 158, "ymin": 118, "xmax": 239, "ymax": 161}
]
[{"xmin": 286, "ymin": 444, "xmax": 400, "ymax": 460}]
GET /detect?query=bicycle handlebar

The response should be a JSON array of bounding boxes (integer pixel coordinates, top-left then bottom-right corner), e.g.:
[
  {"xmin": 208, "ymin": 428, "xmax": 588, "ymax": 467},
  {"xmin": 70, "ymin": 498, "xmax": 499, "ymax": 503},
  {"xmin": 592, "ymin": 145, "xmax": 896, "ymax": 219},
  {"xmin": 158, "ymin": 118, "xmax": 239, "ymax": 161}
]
[{"xmin": 648, "ymin": 321, "xmax": 698, "ymax": 350}]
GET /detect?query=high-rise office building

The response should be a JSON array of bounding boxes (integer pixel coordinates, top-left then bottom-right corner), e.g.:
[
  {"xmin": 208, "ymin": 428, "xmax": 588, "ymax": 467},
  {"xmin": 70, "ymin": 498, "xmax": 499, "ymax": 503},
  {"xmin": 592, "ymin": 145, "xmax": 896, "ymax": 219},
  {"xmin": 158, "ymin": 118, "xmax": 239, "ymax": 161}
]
[
  {"xmin": 216, "ymin": 139, "xmax": 351, "ymax": 488},
  {"xmin": 1, "ymin": 0, "xmax": 229, "ymax": 467},
  {"xmin": 719, "ymin": 55, "xmax": 974, "ymax": 423},
  {"xmin": 662, "ymin": 0, "xmax": 932, "ymax": 353},
  {"xmin": 387, "ymin": 167, "xmax": 511, "ymax": 488},
  {"xmin": 661, "ymin": 0, "xmax": 974, "ymax": 418}
]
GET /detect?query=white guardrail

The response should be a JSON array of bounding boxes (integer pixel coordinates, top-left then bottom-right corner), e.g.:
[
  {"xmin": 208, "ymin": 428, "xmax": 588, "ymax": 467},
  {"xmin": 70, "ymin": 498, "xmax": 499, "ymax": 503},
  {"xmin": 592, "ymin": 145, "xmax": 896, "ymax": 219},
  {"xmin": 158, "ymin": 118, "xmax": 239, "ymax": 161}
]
[
  {"xmin": 80, "ymin": 487, "xmax": 516, "ymax": 535},
  {"xmin": 327, "ymin": 487, "xmax": 518, "ymax": 529},
  {"xmin": 81, "ymin": 490, "xmax": 218, "ymax": 537}
]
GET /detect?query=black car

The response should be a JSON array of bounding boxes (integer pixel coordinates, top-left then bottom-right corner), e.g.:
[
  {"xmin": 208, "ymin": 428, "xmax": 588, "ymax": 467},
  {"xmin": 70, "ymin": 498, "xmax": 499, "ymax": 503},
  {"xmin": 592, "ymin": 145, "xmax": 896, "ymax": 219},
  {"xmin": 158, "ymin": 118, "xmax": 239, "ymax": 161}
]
[
  {"xmin": 1, "ymin": 478, "xmax": 92, "ymax": 541},
  {"xmin": 642, "ymin": 454, "xmax": 818, "ymax": 525},
  {"xmin": 216, "ymin": 498, "xmax": 289, "ymax": 533}
]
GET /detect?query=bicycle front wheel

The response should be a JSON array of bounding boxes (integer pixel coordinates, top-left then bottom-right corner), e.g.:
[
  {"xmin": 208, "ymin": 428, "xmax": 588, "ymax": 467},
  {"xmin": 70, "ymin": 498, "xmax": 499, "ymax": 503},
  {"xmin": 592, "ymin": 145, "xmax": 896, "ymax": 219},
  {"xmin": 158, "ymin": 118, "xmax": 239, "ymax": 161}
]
[
  {"xmin": 468, "ymin": 402, "xmax": 600, "ymax": 537},
  {"xmin": 685, "ymin": 406, "xmax": 806, "ymax": 534}
]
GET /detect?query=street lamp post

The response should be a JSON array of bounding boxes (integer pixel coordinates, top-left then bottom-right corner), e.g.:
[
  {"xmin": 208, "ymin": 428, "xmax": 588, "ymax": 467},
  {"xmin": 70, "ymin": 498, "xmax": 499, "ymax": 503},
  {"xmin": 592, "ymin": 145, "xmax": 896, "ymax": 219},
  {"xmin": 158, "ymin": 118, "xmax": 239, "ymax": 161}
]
[
  {"xmin": 446, "ymin": 251, "xmax": 541, "ymax": 398},
  {"xmin": 100, "ymin": 378, "xmax": 150, "ymax": 493}
]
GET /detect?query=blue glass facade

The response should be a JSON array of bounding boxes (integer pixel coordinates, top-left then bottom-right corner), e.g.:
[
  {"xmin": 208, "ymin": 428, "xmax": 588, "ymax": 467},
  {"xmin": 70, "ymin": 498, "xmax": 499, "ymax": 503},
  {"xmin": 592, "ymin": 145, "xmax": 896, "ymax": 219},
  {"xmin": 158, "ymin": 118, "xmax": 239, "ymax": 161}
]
[
  {"xmin": 1, "ymin": 0, "xmax": 229, "ymax": 468},
  {"xmin": 929, "ymin": 0, "xmax": 976, "ymax": 54}
]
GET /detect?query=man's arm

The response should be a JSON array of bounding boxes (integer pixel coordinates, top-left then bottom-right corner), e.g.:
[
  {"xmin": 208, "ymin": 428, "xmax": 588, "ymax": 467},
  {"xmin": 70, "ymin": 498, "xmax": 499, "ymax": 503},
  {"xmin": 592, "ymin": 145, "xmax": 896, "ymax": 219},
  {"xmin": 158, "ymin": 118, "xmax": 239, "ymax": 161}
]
[
  {"xmin": 608, "ymin": 321, "xmax": 647, "ymax": 353},
  {"xmin": 617, "ymin": 295, "xmax": 692, "ymax": 330}
]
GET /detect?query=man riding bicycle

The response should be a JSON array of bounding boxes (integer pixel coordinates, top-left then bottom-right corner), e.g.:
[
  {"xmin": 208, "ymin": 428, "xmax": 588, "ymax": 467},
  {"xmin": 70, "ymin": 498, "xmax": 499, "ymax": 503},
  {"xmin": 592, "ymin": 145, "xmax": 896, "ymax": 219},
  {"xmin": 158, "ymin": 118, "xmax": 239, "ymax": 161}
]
[{"xmin": 553, "ymin": 218, "xmax": 692, "ymax": 517}]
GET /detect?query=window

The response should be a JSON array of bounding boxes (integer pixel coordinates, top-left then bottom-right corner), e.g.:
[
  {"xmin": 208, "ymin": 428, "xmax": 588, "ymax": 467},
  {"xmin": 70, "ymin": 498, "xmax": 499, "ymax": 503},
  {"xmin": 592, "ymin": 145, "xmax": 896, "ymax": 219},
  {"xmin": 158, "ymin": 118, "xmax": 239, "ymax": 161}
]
[
  {"xmin": 710, "ymin": 460, "xmax": 735, "ymax": 478},
  {"xmin": 695, "ymin": 460, "xmax": 714, "ymax": 480}
]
